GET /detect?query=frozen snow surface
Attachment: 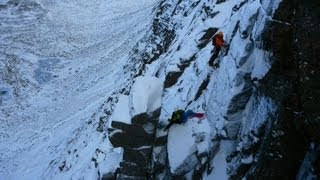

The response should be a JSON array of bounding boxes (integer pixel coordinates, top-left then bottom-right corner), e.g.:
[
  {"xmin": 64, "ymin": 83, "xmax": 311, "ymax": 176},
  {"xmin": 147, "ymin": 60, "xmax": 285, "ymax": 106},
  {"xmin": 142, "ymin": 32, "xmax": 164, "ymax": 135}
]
[
  {"xmin": 111, "ymin": 95, "xmax": 131, "ymax": 125},
  {"xmin": 131, "ymin": 76, "xmax": 164, "ymax": 116},
  {"xmin": 0, "ymin": 0, "xmax": 285, "ymax": 179},
  {"xmin": 110, "ymin": 76, "xmax": 164, "ymax": 125}
]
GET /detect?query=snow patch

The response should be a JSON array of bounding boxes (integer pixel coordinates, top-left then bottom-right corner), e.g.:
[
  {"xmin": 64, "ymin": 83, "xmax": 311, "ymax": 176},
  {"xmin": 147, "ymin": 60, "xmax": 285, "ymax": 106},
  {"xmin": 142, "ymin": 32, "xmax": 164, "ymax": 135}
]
[
  {"xmin": 111, "ymin": 95, "xmax": 131, "ymax": 124},
  {"xmin": 167, "ymin": 122, "xmax": 197, "ymax": 175},
  {"xmin": 131, "ymin": 76, "xmax": 164, "ymax": 116},
  {"xmin": 204, "ymin": 141, "xmax": 234, "ymax": 180}
]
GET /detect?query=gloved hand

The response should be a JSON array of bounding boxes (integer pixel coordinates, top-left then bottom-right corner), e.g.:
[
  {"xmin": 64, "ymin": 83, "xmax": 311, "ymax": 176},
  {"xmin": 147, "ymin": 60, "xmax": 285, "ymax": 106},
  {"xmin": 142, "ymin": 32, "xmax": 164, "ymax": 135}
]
[{"xmin": 222, "ymin": 42, "xmax": 229, "ymax": 48}]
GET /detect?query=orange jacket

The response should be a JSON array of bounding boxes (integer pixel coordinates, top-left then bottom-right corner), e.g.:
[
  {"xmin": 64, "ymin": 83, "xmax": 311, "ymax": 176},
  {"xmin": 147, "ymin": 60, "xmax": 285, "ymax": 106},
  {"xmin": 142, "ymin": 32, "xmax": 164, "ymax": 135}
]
[{"xmin": 212, "ymin": 34, "xmax": 225, "ymax": 48}]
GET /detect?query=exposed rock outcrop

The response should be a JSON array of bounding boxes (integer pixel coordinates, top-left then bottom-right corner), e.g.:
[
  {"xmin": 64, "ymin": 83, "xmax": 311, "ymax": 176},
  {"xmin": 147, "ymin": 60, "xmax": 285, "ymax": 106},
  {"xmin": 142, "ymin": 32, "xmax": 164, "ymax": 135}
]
[
  {"xmin": 229, "ymin": 0, "xmax": 320, "ymax": 178},
  {"xmin": 108, "ymin": 110, "xmax": 159, "ymax": 178},
  {"xmin": 107, "ymin": 76, "xmax": 163, "ymax": 179}
]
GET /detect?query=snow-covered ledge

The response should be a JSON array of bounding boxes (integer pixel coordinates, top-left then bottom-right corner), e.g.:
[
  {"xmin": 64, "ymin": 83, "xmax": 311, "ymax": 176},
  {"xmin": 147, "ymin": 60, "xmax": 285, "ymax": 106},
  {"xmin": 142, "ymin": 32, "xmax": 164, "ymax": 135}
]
[
  {"xmin": 109, "ymin": 76, "xmax": 163, "ymax": 126},
  {"xmin": 131, "ymin": 76, "xmax": 164, "ymax": 117}
]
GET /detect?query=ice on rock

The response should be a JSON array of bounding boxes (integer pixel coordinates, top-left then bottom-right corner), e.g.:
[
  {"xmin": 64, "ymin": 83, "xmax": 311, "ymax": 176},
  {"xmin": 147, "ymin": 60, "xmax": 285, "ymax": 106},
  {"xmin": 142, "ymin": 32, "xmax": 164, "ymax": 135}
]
[
  {"xmin": 251, "ymin": 48, "xmax": 272, "ymax": 80},
  {"xmin": 241, "ymin": 155, "xmax": 254, "ymax": 164},
  {"xmin": 229, "ymin": 31, "xmax": 253, "ymax": 67},
  {"xmin": 238, "ymin": 0, "xmax": 260, "ymax": 35},
  {"xmin": 108, "ymin": 75, "xmax": 163, "ymax": 177}
]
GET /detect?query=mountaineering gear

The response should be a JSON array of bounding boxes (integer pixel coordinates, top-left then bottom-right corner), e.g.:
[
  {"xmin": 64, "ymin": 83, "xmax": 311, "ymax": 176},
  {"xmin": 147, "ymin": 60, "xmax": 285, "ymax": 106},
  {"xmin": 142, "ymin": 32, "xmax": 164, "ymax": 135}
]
[
  {"xmin": 212, "ymin": 31, "xmax": 225, "ymax": 48},
  {"xmin": 164, "ymin": 110, "xmax": 205, "ymax": 131},
  {"xmin": 182, "ymin": 110, "xmax": 204, "ymax": 123},
  {"xmin": 171, "ymin": 110, "xmax": 184, "ymax": 124},
  {"xmin": 209, "ymin": 31, "xmax": 227, "ymax": 68}
]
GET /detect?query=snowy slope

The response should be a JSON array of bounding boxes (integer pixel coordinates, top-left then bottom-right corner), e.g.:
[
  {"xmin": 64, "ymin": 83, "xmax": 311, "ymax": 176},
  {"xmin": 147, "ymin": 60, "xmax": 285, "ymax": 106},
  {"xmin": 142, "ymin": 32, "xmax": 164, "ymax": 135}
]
[{"xmin": 0, "ymin": 0, "xmax": 157, "ymax": 179}]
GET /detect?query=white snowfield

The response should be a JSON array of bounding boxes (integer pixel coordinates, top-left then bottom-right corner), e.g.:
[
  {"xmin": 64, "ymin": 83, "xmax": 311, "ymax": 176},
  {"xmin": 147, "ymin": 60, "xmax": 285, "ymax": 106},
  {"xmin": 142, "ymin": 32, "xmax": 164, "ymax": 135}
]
[{"xmin": 0, "ymin": 0, "xmax": 157, "ymax": 179}]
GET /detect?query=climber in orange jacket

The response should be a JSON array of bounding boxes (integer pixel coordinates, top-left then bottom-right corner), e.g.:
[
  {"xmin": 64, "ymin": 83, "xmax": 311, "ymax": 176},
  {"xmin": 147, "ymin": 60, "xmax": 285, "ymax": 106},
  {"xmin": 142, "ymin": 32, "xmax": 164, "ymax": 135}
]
[
  {"xmin": 212, "ymin": 31, "xmax": 226, "ymax": 48},
  {"xmin": 209, "ymin": 31, "xmax": 227, "ymax": 67}
]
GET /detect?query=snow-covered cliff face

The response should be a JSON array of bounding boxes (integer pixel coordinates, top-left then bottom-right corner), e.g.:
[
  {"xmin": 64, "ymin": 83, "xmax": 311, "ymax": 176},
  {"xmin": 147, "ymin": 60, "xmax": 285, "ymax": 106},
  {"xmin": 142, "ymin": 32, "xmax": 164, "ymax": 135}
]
[
  {"xmin": 140, "ymin": 0, "xmax": 319, "ymax": 179},
  {"xmin": 131, "ymin": 0, "xmax": 283, "ymax": 178}
]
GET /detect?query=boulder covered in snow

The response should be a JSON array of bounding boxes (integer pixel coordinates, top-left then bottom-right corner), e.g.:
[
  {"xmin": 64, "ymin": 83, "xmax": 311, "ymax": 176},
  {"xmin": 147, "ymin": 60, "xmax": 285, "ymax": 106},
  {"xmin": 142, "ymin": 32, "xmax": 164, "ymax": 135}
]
[
  {"xmin": 131, "ymin": 76, "xmax": 163, "ymax": 116},
  {"xmin": 167, "ymin": 123, "xmax": 198, "ymax": 175},
  {"xmin": 108, "ymin": 76, "xmax": 163, "ymax": 178}
]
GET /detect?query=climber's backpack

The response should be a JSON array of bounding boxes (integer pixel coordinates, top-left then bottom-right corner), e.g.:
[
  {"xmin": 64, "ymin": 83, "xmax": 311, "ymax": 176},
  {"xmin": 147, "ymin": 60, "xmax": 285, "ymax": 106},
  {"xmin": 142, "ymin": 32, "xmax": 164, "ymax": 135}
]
[{"xmin": 170, "ymin": 110, "xmax": 184, "ymax": 124}]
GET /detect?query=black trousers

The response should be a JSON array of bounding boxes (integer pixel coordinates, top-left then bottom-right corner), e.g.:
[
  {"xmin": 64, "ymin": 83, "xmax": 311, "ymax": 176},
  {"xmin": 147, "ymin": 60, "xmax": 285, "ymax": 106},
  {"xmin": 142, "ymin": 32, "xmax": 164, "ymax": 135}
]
[
  {"xmin": 164, "ymin": 121, "xmax": 174, "ymax": 131},
  {"xmin": 209, "ymin": 47, "xmax": 221, "ymax": 66}
]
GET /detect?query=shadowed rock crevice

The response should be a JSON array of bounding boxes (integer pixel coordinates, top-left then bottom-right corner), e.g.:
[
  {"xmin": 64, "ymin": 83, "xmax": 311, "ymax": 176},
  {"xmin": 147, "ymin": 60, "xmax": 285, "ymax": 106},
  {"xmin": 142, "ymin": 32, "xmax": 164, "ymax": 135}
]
[
  {"xmin": 231, "ymin": 0, "xmax": 320, "ymax": 178},
  {"xmin": 195, "ymin": 74, "xmax": 210, "ymax": 101},
  {"xmin": 197, "ymin": 27, "xmax": 218, "ymax": 49},
  {"xmin": 164, "ymin": 54, "xmax": 197, "ymax": 88},
  {"xmin": 216, "ymin": 0, "xmax": 226, "ymax": 5}
]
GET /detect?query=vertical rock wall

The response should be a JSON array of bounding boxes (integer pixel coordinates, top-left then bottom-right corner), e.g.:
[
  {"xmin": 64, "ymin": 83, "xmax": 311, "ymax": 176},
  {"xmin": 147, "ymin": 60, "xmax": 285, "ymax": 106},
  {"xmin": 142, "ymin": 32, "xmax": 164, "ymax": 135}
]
[
  {"xmin": 107, "ymin": 76, "xmax": 163, "ymax": 179},
  {"xmin": 229, "ymin": 0, "xmax": 320, "ymax": 178},
  {"xmin": 248, "ymin": 0, "xmax": 320, "ymax": 178}
]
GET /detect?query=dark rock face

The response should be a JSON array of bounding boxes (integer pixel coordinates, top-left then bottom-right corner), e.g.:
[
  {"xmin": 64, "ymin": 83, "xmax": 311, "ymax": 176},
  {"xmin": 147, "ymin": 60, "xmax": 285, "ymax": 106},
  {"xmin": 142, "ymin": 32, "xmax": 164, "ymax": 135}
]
[
  {"xmin": 108, "ymin": 121, "xmax": 154, "ymax": 148},
  {"xmin": 195, "ymin": 74, "xmax": 210, "ymax": 101},
  {"xmin": 164, "ymin": 54, "xmax": 197, "ymax": 88},
  {"xmin": 230, "ymin": 0, "xmax": 320, "ymax": 178},
  {"xmin": 101, "ymin": 172, "xmax": 116, "ymax": 180},
  {"xmin": 227, "ymin": 0, "xmax": 320, "ymax": 178},
  {"xmin": 216, "ymin": 0, "xmax": 226, "ymax": 5},
  {"xmin": 197, "ymin": 27, "xmax": 218, "ymax": 49},
  {"xmin": 297, "ymin": 144, "xmax": 320, "ymax": 179},
  {"xmin": 142, "ymin": 1, "xmax": 176, "ymax": 65},
  {"xmin": 107, "ymin": 108, "xmax": 161, "ymax": 178}
]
